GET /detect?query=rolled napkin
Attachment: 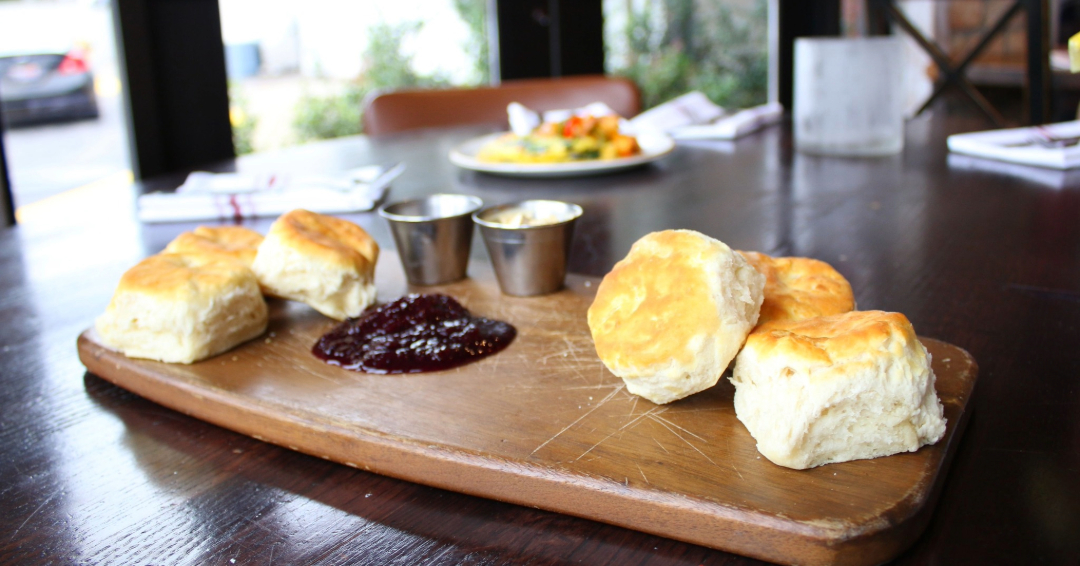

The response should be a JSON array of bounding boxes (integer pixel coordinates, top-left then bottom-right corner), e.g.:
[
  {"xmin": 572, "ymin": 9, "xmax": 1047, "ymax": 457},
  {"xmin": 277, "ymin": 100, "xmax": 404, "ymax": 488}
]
[
  {"xmin": 137, "ymin": 163, "xmax": 405, "ymax": 223},
  {"xmin": 629, "ymin": 91, "xmax": 783, "ymax": 140}
]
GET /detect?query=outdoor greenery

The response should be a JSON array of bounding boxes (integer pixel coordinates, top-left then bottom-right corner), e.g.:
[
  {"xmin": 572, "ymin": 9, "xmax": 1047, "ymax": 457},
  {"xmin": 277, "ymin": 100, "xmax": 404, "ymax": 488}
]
[
  {"xmin": 228, "ymin": 84, "xmax": 257, "ymax": 155},
  {"xmin": 293, "ymin": 3, "xmax": 487, "ymax": 143},
  {"xmin": 292, "ymin": 86, "xmax": 366, "ymax": 143},
  {"xmin": 292, "ymin": 21, "xmax": 451, "ymax": 142},
  {"xmin": 607, "ymin": 0, "xmax": 768, "ymax": 110},
  {"xmin": 453, "ymin": 0, "xmax": 490, "ymax": 85},
  {"xmin": 363, "ymin": 21, "xmax": 451, "ymax": 90}
]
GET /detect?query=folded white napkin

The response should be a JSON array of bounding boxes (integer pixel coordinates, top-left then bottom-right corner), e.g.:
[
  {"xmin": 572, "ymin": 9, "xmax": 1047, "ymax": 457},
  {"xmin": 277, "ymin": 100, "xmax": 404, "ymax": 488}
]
[
  {"xmin": 629, "ymin": 91, "xmax": 726, "ymax": 132},
  {"xmin": 629, "ymin": 91, "xmax": 784, "ymax": 140},
  {"xmin": 137, "ymin": 163, "xmax": 405, "ymax": 223},
  {"xmin": 667, "ymin": 102, "xmax": 784, "ymax": 140}
]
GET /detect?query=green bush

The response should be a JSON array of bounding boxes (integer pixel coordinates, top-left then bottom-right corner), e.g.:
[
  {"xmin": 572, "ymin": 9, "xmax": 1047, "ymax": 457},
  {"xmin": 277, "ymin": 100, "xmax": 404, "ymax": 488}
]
[
  {"xmin": 293, "ymin": 84, "xmax": 367, "ymax": 143},
  {"xmin": 228, "ymin": 84, "xmax": 257, "ymax": 155},
  {"xmin": 292, "ymin": 20, "xmax": 452, "ymax": 142},
  {"xmin": 453, "ymin": 0, "xmax": 490, "ymax": 85},
  {"xmin": 608, "ymin": 0, "xmax": 768, "ymax": 110}
]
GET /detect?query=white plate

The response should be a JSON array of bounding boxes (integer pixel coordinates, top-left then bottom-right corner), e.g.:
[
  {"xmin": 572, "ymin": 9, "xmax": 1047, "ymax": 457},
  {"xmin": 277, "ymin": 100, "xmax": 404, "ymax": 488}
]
[{"xmin": 448, "ymin": 132, "xmax": 675, "ymax": 178}]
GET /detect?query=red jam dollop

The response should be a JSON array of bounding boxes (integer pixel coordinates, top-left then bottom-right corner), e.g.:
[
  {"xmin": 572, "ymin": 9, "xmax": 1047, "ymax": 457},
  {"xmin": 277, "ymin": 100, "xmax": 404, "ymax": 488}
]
[{"xmin": 312, "ymin": 293, "xmax": 516, "ymax": 374}]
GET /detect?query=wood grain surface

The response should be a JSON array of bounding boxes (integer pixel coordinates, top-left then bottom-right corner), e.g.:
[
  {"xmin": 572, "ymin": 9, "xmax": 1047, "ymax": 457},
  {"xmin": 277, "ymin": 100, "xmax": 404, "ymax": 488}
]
[{"xmin": 78, "ymin": 255, "xmax": 977, "ymax": 566}]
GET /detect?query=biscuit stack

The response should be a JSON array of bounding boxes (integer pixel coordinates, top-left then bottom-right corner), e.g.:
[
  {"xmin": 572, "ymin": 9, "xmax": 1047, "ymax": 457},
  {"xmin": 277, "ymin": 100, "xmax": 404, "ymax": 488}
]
[
  {"xmin": 587, "ymin": 229, "xmax": 947, "ymax": 469},
  {"xmin": 96, "ymin": 210, "xmax": 379, "ymax": 364}
]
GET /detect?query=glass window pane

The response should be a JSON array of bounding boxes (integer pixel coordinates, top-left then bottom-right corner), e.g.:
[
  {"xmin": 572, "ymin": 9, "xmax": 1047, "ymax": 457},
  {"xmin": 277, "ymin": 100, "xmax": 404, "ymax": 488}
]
[
  {"xmin": 0, "ymin": 0, "xmax": 131, "ymax": 211},
  {"xmin": 219, "ymin": 0, "xmax": 491, "ymax": 154},
  {"xmin": 604, "ymin": 0, "xmax": 769, "ymax": 110}
]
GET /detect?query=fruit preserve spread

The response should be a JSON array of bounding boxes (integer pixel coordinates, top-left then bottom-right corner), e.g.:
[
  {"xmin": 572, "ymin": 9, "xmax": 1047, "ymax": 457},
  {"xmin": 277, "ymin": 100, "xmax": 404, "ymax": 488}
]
[{"xmin": 312, "ymin": 293, "xmax": 516, "ymax": 373}]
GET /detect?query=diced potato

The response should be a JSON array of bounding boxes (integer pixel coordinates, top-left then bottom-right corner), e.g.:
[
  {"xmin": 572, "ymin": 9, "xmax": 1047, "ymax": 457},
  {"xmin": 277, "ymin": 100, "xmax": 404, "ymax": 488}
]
[
  {"xmin": 536, "ymin": 122, "xmax": 559, "ymax": 136},
  {"xmin": 579, "ymin": 116, "xmax": 598, "ymax": 135},
  {"xmin": 612, "ymin": 135, "xmax": 639, "ymax": 157},
  {"xmin": 597, "ymin": 115, "xmax": 620, "ymax": 137}
]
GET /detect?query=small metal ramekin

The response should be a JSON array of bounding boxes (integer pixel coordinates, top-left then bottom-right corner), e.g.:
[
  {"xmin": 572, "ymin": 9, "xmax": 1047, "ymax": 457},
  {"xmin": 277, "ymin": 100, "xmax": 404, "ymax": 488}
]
[
  {"xmin": 378, "ymin": 194, "xmax": 483, "ymax": 285},
  {"xmin": 472, "ymin": 200, "xmax": 583, "ymax": 296}
]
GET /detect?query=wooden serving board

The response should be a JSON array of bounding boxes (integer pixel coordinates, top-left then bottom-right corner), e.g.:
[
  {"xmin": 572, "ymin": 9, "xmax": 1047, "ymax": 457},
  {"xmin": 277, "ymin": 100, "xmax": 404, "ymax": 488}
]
[{"xmin": 78, "ymin": 255, "xmax": 977, "ymax": 566}]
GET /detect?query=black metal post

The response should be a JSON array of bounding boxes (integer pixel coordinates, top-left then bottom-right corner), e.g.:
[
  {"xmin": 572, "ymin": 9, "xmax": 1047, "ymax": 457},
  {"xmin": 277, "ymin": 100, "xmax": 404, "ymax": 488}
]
[
  {"xmin": 1026, "ymin": 0, "xmax": 1051, "ymax": 124},
  {"xmin": 778, "ymin": 0, "xmax": 842, "ymax": 109},
  {"xmin": 496, "ymin": 0, "xmax": 603, "ymax": 81},
  {"xmin": 114, "ymin": 0, "xmax": 234, "ymax": 179},
  {"xmin": 0, "ymin": 128, "xmax": 13, "ymax": 227}
]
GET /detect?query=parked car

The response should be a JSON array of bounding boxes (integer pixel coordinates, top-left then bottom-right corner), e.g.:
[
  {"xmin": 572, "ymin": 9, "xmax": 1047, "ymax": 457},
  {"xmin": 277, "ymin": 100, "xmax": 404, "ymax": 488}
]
[{"xmin": 0, "ymin": 43, "xmax": 99, "ymax": 127}]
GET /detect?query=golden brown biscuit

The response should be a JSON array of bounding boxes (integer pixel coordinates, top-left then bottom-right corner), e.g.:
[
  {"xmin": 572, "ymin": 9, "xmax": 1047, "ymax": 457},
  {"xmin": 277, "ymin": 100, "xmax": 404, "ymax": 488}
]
[
  {"xmin": 738, "ymin": 251, "xmax": 854, "ymax": 326},
  {"xmin": 588, "ymin": 230, "xmax": 764, "ymax": 404},
  {"xmin": 251, "ymin": 209, "xmax": 379, "ymax": 320},
  {"xmin": 730, "ymin": 310, "xmax": 946, "ymax": 469},
  {"xmin": 164, "ymin": 225, "xmax": 265, "ymax": 267},
  {"xmin": 95, "ymin": 253, "xmax": 268, "ymax": 364}
]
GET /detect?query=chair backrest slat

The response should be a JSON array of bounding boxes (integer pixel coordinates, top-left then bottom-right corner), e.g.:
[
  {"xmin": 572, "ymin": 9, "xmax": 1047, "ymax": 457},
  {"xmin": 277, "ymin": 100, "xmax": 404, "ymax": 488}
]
[{"xmin": 362, "ymin": 75, "xmax": 640, "ymax": 136}]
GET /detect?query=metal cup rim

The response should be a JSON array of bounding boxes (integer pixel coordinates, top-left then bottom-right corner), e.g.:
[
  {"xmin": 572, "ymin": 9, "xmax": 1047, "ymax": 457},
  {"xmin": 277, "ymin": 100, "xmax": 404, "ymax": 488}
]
[
  {"xmin": 472, "ymin": 200, "xmax": 583, "ymax": 230},
  {"xmin": 377, "ymin": 193, "xmax": 483, "ymax": 223}
]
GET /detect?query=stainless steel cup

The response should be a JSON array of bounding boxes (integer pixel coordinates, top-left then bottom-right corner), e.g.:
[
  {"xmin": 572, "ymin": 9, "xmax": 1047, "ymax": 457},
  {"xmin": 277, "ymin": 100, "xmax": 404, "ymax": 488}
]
[
  {"xmin": 472, "ymin": 200, "xmax": 583, "ymax": 296},
  {"xmin": 378, "ymin": 194, "xmax": 483, "ymax": 285}
]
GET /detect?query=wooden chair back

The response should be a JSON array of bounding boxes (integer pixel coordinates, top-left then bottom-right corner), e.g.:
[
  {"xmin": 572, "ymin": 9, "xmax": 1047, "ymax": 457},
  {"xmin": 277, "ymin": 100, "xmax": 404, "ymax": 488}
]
[{"xmin": 362, "ymin": 75, "xmax": 640, "ymax": 136}]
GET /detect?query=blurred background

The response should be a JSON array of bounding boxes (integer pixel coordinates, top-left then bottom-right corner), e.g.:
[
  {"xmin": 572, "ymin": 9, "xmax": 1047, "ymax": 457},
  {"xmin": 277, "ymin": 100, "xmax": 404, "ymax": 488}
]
[
  {"xmin": 3, "ymin": 0, "xmax": 1076, "ymax": 215},
  {"xmin": 0, "ymin": 0, "xmax": 769, "ymax": 213}
]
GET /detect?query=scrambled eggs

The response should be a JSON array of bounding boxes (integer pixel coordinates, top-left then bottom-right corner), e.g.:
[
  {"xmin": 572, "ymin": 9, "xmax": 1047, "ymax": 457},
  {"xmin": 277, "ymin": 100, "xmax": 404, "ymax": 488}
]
[{"xmin": 477, "ymin": 115, "xmax": 640, "ymax": 163}]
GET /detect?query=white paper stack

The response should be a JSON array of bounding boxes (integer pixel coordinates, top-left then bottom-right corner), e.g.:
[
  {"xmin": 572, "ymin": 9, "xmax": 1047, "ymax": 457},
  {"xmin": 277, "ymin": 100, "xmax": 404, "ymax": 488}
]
[
  {"xmin": 947, "ymin": 153, "xmax": 1080, "ymax": 189},
  {"xmin": 947, "ymin": 121, "xmax": 1080, "ymax": 170},
  {"xmin": 137, "ymin": 163, "xmax": 405, "ymax": 223}
]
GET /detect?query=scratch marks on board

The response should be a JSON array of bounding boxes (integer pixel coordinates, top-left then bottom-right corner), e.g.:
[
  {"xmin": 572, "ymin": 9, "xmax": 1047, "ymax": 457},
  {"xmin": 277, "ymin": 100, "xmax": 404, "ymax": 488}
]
[
  {"xmin": 649, "ymin": 413, "xmax": 742, "ymax": 480},
  {"xmin": 485, "ymin": 344, "xmax": 503, "ymax": 375},
  {"xmin": 528, "ymin": 384, "xmax": 734, "ymax": 482},
  {"xmin": 507, "ymin": 320, "xmax": 733, "ymax": 480},
  {"xmin": 636, "ymin": 464, "xmax": 650, "ymax": 485},
  {"xmin": 530, "ymin": 384, "xmax": 624, "ymax": 457},
  {"xmin": 496, "ymin": 330, "xmax": 617, "ymax": 389},
  {"xmin": 651, "ymin": 413, "xmax": 707, "ymax": 443},
  {"xmin": 286, "ymin": 360, "xmax": 340, "ymax": 384},
  {"xmin": 571, "ymin": 406, "xmax": 665, "ymax": 463},
  {"xmin": 530, "ymin": 335, "xmax": 596, "ymax": 385},
  {"xmin": 667, "ymin": 406, "xmax": 727, "ymax": 413},
  {"xmin": 561, "ymin": 336, "xmax": 583, "ymax": 366}
]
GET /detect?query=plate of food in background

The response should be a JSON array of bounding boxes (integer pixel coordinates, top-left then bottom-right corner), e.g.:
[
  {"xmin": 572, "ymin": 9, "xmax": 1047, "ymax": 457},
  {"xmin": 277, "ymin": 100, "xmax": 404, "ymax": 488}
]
[{"xmin": 449, "ymin": 112, "xmax": 675, "ymax": 178}]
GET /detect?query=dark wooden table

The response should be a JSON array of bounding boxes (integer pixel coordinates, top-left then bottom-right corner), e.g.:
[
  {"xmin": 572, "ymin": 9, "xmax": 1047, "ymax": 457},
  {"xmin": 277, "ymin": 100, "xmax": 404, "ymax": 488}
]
[{"xmin": 3, "ymin": 112, "xmax": 1078, "ymax": 565}]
